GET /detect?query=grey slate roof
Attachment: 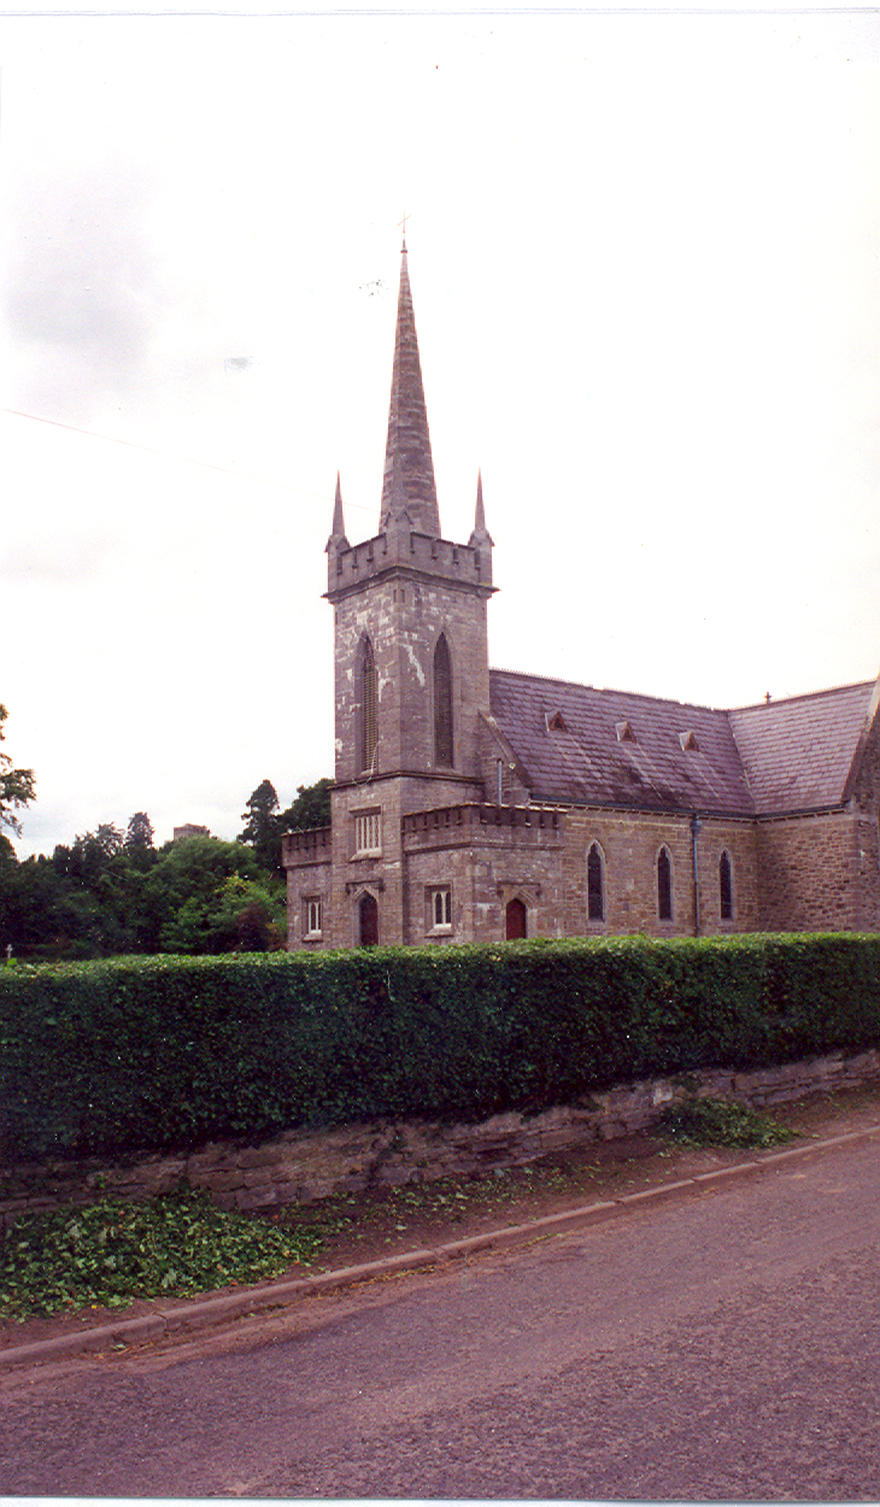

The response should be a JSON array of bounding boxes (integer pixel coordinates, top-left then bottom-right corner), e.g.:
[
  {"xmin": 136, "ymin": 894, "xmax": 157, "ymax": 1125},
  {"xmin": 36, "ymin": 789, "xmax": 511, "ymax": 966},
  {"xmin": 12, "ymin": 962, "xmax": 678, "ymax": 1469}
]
[
  {"xmin": 728, "ymin": 681, "xmax": 876, "ymax": 815},
  {"xmin": 488, "ymin": 669, "xmax": 876, "ymax": 818}
]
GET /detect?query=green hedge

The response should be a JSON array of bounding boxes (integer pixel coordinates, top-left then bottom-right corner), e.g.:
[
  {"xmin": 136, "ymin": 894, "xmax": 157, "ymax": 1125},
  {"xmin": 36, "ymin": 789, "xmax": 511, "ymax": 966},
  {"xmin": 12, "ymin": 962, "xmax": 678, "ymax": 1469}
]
[{"xmin": 2, "ymin": 933, "xmax": 879, "ymax": 1165}]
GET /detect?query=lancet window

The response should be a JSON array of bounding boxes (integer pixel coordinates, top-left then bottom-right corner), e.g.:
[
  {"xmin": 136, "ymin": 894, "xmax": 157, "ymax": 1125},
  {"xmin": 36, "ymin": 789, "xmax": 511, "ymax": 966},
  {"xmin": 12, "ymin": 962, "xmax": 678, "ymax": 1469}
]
[
  {"xmin": 434, "ymin": 633, "xmax": 453, "ymax": 766},
  {"xmin": 357, "ymin": 636, "xmax": 378, "ymax": 773}
]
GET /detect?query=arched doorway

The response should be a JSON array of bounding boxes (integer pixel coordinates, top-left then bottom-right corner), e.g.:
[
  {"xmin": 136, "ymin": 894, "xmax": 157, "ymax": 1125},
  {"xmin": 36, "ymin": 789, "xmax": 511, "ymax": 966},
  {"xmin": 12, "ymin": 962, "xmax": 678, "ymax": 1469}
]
[
  {"xmin": 359, "ymin": 892, "xmax": 379, "ymax": 947},
  {"xmin": 505, "ymin": 897, "xmax": 527, "ymax": 940}
]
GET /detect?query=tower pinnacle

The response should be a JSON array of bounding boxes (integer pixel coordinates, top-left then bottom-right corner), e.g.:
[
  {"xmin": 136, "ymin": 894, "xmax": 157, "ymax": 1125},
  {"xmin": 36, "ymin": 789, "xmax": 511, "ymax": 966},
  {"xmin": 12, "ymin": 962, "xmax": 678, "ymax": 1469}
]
[
  {"xmin": 379, "ymin": 245, "xmax": 441, "ymax": 537},
  {"xmin": 327, "ymin": 471, "xmax": 349, "ymax": 552}
]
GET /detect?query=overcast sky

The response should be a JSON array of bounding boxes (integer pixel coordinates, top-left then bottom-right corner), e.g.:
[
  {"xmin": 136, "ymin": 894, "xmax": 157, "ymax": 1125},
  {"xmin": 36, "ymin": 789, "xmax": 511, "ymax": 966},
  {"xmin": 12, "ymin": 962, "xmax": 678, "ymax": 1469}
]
[{"xmin": 2, "ymin": 4, "xmax": 879, "ymax": 858}]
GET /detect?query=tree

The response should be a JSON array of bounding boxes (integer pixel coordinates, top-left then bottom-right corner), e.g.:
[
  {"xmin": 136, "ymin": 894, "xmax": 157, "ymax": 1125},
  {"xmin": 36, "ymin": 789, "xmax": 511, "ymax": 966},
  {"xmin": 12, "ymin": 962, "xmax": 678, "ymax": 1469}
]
[
  {"xmin": 238, "ymin": 780, "xmax": 282, "ymax": 872},
  {"xmin": 125, "ymin": 811, "xmax": 155, "ymax": 851},
  {"xmin": 68, "ymin": 824, "xmax": 125, "ymax": 885},
  {"xmin": 279, "ymin": 778, "xmax": 332, "ymax": 833},
  {"xmin": 0, "ymin": 704, "xmax": 35, "ymax": 836},
  {"xmin": 124, "ymin": 812, "xmax": 156, "ymax": 874},
  {"xmin": 139, "ymin": 836, "xmax": 285, "ymax": 954}
]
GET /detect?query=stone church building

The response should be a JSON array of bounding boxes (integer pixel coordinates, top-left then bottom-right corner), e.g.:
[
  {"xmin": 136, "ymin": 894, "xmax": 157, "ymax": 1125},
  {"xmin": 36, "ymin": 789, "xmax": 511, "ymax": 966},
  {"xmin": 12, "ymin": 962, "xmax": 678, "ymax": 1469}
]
[{"xmin": 283, "ymin": 245, "xmax": 880, "ymax": 949}]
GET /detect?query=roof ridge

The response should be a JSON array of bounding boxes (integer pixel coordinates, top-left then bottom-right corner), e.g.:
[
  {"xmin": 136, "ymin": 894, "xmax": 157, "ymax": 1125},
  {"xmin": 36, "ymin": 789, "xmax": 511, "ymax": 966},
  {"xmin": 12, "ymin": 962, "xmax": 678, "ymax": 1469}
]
[
  {"xmin": 490, "ymin": 666, "xmax": 724, "ymax": 715},
  {"xmin": 728, "ymin": 680, "xmax": 875, "ymax": 714},
  {"xmin": 491, "ymin": 666, "xmax": 876, "ymax": 718}
]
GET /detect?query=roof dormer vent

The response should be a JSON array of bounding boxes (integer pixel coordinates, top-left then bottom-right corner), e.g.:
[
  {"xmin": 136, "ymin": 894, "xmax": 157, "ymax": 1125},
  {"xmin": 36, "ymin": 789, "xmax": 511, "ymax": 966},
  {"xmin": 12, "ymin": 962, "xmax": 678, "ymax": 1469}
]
[
  {"xmin": 679, "ymin": 730, "xmax": 699, "ymax": 752},
  {"xmin": 546, "ymin": 711, "xmax": 569, "ymax": 733},
  {"xmin": 616, "ymin": 720, "xmax": 636, "ymax": 744}
]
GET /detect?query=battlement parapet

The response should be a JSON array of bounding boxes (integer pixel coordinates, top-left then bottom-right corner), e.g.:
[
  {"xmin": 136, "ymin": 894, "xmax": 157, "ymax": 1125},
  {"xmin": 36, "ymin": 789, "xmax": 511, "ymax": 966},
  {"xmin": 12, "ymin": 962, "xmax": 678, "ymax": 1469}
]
[
  {"xmin": 281, "ymin": 826, "xmax": 332, "ymax": 867},
  {"xmin": 327, "ymin": 526, "xmax": 493, "ymax": 599},
  {"xmin": 402, "ymin": 802, "xmax": 564, "ymax": 850}
]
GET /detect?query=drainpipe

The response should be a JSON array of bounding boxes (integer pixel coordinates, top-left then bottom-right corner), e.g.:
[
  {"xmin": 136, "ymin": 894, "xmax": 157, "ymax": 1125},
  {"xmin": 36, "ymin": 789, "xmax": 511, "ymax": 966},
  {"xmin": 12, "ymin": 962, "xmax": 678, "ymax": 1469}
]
[{"xmin": 691, "ymin": 814, "xmax": 702, "ymax": 937}]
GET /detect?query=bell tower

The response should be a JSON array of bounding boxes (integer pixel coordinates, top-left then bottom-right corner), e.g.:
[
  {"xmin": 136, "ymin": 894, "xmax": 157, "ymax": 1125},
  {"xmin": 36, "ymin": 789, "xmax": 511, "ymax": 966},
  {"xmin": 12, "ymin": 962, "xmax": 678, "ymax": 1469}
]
[
  {"xmin": 322, "ymin": 240, "xmax": 497, "ymax": 945},
  {"xmin": 327, "ymin": 241, "xmax": 495, "ymax": 791}
]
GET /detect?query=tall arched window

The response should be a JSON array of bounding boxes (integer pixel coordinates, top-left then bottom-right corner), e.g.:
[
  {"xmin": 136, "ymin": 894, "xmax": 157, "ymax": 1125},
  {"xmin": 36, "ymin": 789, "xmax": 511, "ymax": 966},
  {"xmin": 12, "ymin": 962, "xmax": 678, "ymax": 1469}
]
[
  {"xmin": 587, "ymin": 842, "xmax": 605, "ymax": 922},
  {"xmin": 657, "ymin": 846, "xmax": 673, "ymax": 921},
  {"xmin": 719, "ymin": 850, "xmax": 733, "ymax": 921},
  {"xmin": 357, "ymin": 636, "xmax": 378, "ymax": 773},
  {"xmin": 434, "ymin": 633, "xmax": 453, "ymax": 766}
]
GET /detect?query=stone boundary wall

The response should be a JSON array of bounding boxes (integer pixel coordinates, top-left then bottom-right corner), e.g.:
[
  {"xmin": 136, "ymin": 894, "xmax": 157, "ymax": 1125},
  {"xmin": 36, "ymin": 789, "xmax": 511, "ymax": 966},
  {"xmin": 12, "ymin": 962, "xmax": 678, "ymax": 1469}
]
[{"xmin": 3, "ymin": 1048, "xmax": 878, "ymax": 1232}]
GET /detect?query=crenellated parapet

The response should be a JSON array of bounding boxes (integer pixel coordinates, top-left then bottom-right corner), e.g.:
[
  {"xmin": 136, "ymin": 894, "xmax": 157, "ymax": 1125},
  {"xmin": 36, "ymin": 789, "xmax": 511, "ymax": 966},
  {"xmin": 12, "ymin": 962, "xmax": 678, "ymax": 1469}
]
[
  {"xmin": 281, "ymin": 826, "xmax": 332, "ymax": 866},
  {"xmin": 402, "ymin": 802, "xmax": 565, "ymax": 852},
  {"xmin": 326, "ymin": 524, "xmax": 494, "ymax": 602}
]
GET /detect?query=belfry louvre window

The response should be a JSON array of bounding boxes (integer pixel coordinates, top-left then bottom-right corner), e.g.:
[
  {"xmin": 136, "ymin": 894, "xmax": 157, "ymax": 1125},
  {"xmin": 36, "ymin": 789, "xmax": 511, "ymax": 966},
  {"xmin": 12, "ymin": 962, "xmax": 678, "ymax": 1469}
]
[
  {"xmin": 657, "ymin": 846, "xmax": 673, "ymax": 921},
  {"xmin": 434, "ymin": 634, "xmax": 453, "ymax": 766},
  {"xmin": 358, "ymin": 637, "xmax": 378, "ymax": 773},
  {"xmin": 587, "ymin": 842, "xmax": 605, "ymax": 922},
  {"xmin": 354, "ymin": 810, "xmax": 381, "ymax": 855},
  {"xmin": 719, "ymin": 850, "xmax": 733, "ymax": 920}
]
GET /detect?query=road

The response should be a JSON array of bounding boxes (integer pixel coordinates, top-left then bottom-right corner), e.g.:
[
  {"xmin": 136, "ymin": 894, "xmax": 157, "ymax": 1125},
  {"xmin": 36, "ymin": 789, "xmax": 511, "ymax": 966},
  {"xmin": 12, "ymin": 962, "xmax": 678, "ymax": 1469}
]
[{"xmin": 2, "ymin": 1135, "xmax": 880, "ymax": 1499}]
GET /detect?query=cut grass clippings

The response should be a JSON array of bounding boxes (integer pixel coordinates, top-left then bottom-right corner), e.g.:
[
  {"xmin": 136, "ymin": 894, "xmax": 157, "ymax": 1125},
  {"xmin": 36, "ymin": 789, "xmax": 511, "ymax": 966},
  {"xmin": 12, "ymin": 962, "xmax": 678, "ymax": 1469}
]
[
  {"xmin": 660, "ymin": 1096, "xmax": 796, "ymax": 1150},
  {"xmin": 0, "ymin": 1189, "xmax": 326, "ymax": 1320}
]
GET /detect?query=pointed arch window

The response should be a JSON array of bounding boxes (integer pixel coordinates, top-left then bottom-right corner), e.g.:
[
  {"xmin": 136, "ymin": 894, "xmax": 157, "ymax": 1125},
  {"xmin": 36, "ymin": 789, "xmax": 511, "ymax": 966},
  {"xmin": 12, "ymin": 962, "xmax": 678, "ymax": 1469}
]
[
  {"xmin": 719, "ymin": 850, "xmax": 733, "ymax": 921},
  {"xmin": 657, "ymin": 846, "xmax": 673, "ymax": 922},
  {"xmin": 587, "ymin": 842, "xmax": 605, "ymax": 922},
  {"xmin": 434, "ymin": 633, "xmax": 454, "ymax": 766},
  {"xmin": 357, "ymin": 636, "xmax": 378, "ymax": 773}
]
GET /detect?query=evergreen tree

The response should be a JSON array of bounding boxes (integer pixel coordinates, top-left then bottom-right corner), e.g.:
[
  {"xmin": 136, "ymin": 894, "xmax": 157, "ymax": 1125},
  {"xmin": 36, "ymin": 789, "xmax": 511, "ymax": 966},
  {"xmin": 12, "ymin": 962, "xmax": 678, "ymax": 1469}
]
[
  {"xmin": 125, "ymin": 811, "xmax": 155, "ymax": 851},
  {"xmin": 239, "ymin": 779, "xmax": 282, "ymax": 872}
]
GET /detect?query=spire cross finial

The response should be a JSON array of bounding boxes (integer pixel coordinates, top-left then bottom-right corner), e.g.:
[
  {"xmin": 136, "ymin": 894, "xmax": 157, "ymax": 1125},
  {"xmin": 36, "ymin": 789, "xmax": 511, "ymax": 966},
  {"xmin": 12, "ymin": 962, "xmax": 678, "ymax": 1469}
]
[{"xmin": 398, "ymin": 211, "xmax": 409, "ymax": 250}]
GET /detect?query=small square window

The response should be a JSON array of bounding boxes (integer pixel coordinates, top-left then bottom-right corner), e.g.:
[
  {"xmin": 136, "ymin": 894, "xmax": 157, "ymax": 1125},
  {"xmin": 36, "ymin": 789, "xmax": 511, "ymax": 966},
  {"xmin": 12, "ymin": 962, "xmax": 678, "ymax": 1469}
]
[
  {"xmin": 429, "ymin": 886, "xmax": 452, "ymax": 931},
  {"xmin": 304, "ymin": 897, "xmax": 323, "ymax": 937}
]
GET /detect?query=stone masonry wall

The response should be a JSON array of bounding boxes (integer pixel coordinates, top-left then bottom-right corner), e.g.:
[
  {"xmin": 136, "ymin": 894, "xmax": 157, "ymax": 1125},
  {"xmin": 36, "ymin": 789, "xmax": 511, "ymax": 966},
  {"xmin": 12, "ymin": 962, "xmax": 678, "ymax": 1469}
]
[
  {"xmin": 560, "ymin": 809, "xmax": 760, "ymax": 937},
  {"xmin": 402, "ymin": 804, "xmax": 566, "ymax": 943},
  {"xmin": 3, "ymin": 1048, "xmax": 877, "ymax": 1232},
  {"xmin": 755, "ymin": 811, "xmax": 865, "ymax": 931}
]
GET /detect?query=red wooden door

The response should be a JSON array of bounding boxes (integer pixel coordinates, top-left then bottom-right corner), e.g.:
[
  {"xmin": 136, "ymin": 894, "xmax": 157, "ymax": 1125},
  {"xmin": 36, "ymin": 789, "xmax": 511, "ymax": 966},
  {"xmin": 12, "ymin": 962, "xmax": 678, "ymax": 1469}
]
[
  {"xmin": 359, "ymin": 892, "xmax": 379, "ymax": 947},
  {"xmin": 505, "ymin": 897, "xmax": 527, "ymax": 940}
]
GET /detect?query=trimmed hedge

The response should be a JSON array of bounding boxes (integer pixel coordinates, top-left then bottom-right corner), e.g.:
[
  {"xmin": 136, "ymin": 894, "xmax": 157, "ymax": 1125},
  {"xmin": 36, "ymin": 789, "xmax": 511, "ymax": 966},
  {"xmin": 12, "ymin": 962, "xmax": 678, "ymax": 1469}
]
[{"xmin": 1, "ymin": 933, "xmax": 879, "ymax": 1165}]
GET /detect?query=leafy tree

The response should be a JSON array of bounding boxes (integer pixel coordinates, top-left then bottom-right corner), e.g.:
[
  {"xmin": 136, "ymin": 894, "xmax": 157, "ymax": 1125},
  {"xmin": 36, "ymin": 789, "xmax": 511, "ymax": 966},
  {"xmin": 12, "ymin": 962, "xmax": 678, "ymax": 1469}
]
[
  {"xmin": 67, "ymin": 824, "xmax": 125, "ymax": 886},
  {"xmin": 144, "ymin": 836, "xmax": 282, "ymax": 954},
  {"xmin": 279, "ymin": 777, "xmax": 332, "ymax": 833},
  {"xmin": 160, "ymin": 874, "xmax": 285, "ymax": 954},
  {"xmin": 239, "ymin": 779, "xmax": 282, "ymax": 872},
  {"xmin": 0, "ymin": 704, "xmax": 35, "ymax": 836}
]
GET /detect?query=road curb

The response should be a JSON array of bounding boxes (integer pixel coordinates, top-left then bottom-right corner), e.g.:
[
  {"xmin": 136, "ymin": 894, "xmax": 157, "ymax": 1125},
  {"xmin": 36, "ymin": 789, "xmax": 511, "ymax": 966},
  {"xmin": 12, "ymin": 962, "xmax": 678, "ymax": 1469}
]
[{"xmin": 4, "ymin": 1122, "xmax": 879, "ymax": 1373}]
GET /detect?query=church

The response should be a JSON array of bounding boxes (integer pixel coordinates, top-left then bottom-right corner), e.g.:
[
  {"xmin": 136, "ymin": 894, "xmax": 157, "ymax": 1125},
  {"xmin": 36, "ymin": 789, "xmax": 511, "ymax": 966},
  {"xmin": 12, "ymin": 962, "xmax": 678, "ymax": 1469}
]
[{"xmin": 283, "ymin": 245, "xmax": 880, "ymax": 949}]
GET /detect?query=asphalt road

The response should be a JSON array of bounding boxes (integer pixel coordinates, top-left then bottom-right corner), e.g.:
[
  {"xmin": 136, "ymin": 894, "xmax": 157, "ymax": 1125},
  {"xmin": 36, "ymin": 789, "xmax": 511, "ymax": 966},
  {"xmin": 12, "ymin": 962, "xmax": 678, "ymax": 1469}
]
[{"xmin": 3, "ymin": 1135, "xmax": 880, "ymax": 1499}]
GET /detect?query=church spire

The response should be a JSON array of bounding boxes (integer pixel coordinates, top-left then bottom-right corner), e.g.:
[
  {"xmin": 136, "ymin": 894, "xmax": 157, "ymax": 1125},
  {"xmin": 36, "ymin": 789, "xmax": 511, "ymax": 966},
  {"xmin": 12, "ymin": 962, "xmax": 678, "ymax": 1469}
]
[{"xmin": 379, "ymin": 243, "xmax": 441, "ymax": 537}]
